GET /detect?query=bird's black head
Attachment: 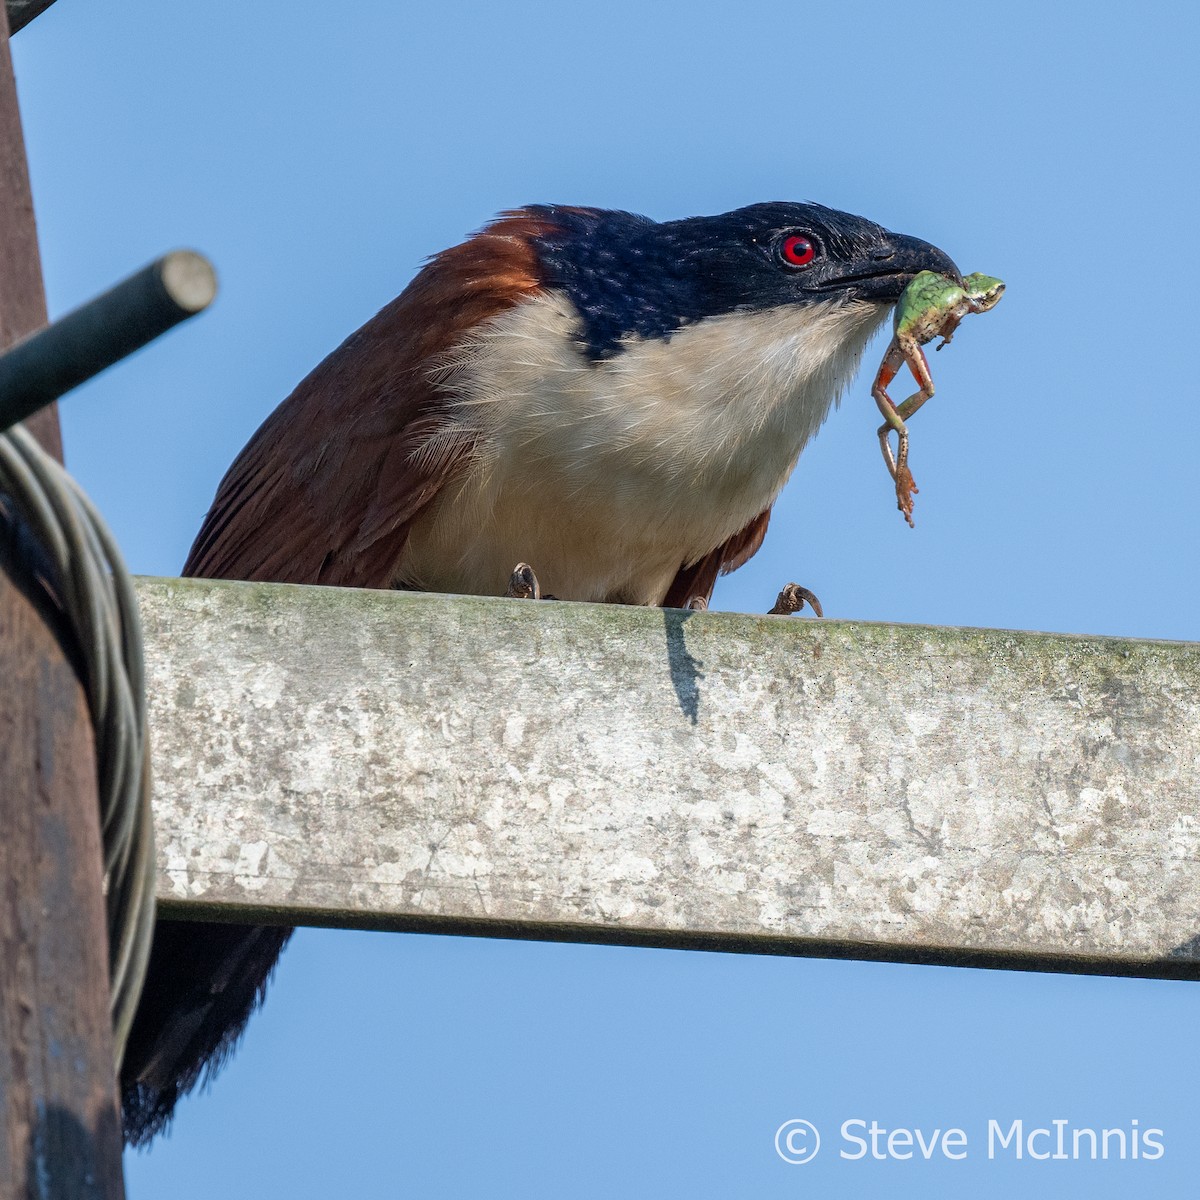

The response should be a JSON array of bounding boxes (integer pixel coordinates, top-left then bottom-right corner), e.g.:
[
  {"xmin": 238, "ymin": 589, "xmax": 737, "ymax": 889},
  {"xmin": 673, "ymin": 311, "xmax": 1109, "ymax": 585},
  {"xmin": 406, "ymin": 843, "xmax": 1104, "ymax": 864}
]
[{"xmin": 526, "ymin": 201, "xmax": 960, "ymax": 359}]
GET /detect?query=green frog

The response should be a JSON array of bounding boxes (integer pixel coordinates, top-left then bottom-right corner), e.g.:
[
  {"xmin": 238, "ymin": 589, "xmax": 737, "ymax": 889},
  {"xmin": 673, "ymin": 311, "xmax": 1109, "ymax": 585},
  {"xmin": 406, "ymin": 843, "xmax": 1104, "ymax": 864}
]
[{"xmin": 872, "ymin": 270, "xmax": 1005, "ymax": 525}]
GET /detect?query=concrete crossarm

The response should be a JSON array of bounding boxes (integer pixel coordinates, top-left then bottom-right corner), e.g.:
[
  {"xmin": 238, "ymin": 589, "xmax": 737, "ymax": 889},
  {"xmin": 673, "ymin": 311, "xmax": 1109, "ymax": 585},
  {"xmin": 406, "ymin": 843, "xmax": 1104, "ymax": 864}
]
[{"xmin": 138, "ymin": 577, "xmax": 1200, "ymax": 979}]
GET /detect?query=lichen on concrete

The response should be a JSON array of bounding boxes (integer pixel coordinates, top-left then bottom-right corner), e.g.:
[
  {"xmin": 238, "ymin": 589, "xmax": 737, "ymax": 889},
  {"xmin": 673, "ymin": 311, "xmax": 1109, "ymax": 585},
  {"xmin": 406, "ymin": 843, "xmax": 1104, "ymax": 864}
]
[{"xmin": 137, "ymin": 576, "xmax": 1200, "ymax": 975}]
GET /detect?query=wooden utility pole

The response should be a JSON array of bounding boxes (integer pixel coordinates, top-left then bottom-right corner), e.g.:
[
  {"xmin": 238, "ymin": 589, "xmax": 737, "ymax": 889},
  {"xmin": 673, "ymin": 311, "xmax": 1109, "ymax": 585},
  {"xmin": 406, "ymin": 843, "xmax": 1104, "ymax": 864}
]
[{"xmin": 0, "ymin": 6, "xmax": 126, "ymax": 1195}]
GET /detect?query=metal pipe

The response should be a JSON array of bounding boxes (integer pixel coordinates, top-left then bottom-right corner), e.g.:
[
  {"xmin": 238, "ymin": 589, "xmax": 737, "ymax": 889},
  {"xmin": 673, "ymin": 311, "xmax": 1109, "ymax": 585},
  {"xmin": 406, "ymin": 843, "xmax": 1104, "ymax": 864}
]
[{"xmin": 0, "ymin": 250, "xmax": 217, "ymax": 434}]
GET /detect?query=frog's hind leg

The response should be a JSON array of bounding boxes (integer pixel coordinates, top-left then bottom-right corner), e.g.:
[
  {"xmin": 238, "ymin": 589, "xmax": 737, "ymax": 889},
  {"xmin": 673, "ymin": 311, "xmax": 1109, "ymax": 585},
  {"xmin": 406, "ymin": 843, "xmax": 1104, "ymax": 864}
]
[
  {"xmin": 896, "ymin": 343, "xmax": 937, "ymax": 415},
  {"xmin": 872, "ymin": 343, "xmax": 909, "ymax": 481},
  {"xmin": 874, "ymin": 340, "xmax": 935, "ymax": 527}
]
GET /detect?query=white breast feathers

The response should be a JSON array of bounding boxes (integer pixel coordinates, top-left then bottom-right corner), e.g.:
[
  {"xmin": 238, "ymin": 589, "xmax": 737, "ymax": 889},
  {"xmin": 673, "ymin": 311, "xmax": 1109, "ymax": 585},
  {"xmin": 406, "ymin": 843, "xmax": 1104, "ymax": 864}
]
[{"xmin": 399, "ymin": 290, "xmax": 888, "ymax": 603}]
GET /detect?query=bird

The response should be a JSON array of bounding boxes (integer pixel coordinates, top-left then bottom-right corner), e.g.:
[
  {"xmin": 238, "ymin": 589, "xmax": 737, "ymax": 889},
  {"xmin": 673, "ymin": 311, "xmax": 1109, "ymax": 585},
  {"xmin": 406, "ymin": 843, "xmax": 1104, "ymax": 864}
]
[{"xmin": 119, "ymin": 201, "xmax": 960, "ymax": 1142}]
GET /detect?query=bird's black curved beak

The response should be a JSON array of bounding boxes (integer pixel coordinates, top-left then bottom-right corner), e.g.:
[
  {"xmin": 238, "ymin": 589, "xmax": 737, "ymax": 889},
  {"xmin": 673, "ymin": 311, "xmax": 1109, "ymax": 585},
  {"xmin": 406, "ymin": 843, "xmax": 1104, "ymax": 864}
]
[{"xmin": 824, "ymin": 232, "xmax": 962, "ymax": 302}]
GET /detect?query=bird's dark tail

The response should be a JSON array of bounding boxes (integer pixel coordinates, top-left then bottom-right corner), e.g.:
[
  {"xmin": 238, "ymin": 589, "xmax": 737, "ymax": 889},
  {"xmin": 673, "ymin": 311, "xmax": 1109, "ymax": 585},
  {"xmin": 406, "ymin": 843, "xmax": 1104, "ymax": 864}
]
[{"xmin": 119, "ymin": 920, "xmax": 292, "ymax": 1145}]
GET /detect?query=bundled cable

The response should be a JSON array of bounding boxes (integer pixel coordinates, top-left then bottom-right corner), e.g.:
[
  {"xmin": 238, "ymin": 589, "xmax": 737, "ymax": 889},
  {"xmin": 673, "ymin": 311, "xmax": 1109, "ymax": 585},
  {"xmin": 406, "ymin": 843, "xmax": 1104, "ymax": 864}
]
[
  {"xmin": 0, "ymin": 422, "xmax": 154, "ymax": 1067},
  {"xmin": 0, "ymin": 250, "xmax": 214, "ymax": 1067}
]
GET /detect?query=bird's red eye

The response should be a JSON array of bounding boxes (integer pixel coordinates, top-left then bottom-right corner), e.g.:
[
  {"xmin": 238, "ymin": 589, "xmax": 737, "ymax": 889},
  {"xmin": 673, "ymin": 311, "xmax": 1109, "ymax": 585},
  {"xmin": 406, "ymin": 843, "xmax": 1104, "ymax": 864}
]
[{"xmin": 781, "ymin": 235, "xmax": 816, "ymax": 267}]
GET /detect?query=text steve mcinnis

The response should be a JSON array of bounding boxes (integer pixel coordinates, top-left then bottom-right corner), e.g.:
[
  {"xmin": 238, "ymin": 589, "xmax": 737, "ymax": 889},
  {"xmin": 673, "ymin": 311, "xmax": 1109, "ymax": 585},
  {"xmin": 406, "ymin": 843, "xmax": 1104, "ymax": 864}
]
[
  {"xmin": 836, "ymin": 1118, "xmax": 1164, "ymax": 1161},
  {"xmin": 825, "ymin": 1113, "xmax": 1161, "ymax": 1161}
]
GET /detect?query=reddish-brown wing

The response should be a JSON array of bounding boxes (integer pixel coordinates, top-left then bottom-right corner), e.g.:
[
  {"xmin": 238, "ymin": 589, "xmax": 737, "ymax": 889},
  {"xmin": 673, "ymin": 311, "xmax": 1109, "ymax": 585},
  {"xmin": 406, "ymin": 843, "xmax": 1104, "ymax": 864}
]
[
  {"xmin": 183, "ymin": 210, "xmax": 559, "ymax": 587},
  {"xmin": 662, "ymin": 509, "xmax": 771, "ymax": 609}
]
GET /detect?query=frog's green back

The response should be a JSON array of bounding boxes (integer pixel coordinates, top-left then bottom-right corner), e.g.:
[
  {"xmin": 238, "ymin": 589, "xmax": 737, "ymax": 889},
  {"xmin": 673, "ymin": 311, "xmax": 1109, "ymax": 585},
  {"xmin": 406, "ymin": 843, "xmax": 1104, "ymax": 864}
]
[{"xmin": 894, "ymin": 270, "xmax": 964, "ymax": 331}]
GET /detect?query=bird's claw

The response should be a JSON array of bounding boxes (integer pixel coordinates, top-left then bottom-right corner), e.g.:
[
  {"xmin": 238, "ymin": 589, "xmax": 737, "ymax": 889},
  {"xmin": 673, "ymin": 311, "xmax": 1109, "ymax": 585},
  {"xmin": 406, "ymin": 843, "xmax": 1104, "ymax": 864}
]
[
  {"xmin": 769, "ymin": 583, "xmax": 823, "ymax": 618},
  {"xmin": 686, "ymin": 595, "xmax": 708, "ymax": 611},
  {"xmin": 506, "ymin": 562, "xmax": 541, "ymax": 600}
]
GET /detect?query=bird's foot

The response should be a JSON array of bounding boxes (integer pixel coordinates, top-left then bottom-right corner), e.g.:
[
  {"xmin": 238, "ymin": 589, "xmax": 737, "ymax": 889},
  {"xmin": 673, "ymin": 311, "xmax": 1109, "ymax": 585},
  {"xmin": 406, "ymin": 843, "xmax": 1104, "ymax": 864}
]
[
  {"xmin": 686, "ymin": 595, "xmax": 708, "ymax": 611},
  {"xmin": 769, "ymin": 583, "xmax": 823, "ymax": 618},
  {"xmin": 505, "ymin": 563, "xmax": 559, "ymax": 600},
  {"xmin": 895, "ymin": 464, "xmax": 919, "ymax": 528},
  {"xmin": 506, "ymin": 562, "xmax": 542, "ymax": 600}
]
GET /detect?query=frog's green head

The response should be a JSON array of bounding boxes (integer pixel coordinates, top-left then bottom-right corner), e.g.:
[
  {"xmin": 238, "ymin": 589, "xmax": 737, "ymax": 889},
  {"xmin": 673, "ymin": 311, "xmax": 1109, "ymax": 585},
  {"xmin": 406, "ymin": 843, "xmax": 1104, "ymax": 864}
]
[{"xmin": 963, "ymin": 273, "xmax": 1005, "ymax": 311}]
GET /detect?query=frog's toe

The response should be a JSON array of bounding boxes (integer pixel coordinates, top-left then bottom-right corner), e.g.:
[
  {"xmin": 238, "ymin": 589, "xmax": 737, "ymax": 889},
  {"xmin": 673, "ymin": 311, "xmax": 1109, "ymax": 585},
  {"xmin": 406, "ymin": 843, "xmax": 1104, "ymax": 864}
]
[{"xmin": 896, "ymin": 466, "xmax": 919, "ymax": 527}]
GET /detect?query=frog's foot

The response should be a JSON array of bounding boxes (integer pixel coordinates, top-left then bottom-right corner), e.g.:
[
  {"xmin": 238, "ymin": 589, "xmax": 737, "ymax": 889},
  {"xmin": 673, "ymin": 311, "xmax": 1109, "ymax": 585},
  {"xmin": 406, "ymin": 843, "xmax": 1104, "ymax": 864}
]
[
  {"xmin": 506, "ymin": 562, "xmax": 542, "ymax": 599},
  {"xmin": 769, "ymin": 583, "xmax": 824, "ymax": 618},
  {"xmin": 895, "ymin": 465, "xmax": 919, "ymax": 528}
]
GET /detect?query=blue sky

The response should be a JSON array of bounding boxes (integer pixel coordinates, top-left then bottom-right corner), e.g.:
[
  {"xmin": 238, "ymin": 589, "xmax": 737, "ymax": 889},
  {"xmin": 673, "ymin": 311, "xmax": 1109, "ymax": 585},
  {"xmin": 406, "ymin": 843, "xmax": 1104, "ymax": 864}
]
[{"xmin": 12, "ymin": 2, "xmax": 1200, "ymax": 1195}]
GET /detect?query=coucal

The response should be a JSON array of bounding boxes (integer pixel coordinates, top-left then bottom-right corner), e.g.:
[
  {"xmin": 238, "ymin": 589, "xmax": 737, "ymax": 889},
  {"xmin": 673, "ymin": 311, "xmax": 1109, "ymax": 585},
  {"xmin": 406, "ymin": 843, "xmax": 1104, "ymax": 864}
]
[{"xmin": 120, "ymin": 201, "xmax": 960, "ymax": 1142}]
